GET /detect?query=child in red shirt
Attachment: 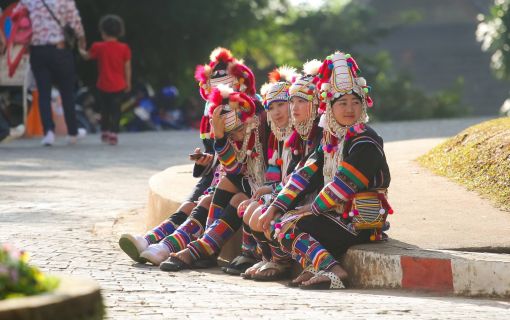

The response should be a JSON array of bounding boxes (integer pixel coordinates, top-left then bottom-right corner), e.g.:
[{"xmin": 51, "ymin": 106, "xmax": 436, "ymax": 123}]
[{"xmin": 80, "ymin": 14, "xmax": 131, "ymax": 145}]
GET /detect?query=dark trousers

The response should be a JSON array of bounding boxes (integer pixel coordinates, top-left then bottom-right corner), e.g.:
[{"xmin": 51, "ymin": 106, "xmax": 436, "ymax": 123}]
[
  {"xmin": 296, "ymin": 214, "xmax": 372, "ymax": 259},
  {"xmin": 97, "ymin": 90, "xmax": 123, "ymax": 133},
  {"xmin": 30, "ymin": 45, "xmax": 77, "ymax": 135}
]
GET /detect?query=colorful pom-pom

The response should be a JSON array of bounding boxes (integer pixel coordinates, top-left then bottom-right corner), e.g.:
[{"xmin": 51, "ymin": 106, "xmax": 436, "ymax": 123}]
[
  {"xmin": 276, "ymin": 158, "xmax": 283, "ymax": 166},
  {"xmin": 246, "ymin": 150, "xmax": 252, "ymax": 156},
  {"xmin": 342, "ymin": 213, "xmax": 348, "ymax": 219},
  {"xmin": 321, "ymin": 92, "xmax": 327, "ymax": 98},
  {"xmin": 275, "ymin": 228, "xmax": 281, "ymax": 233},
  {"xmin": 293, "ymin": 149, "xmax": 299, "ymax": 155},
  {"xmin": 353, "ymin": 209, "xmax": 359, "ymax": 216},
  {"xmin": 290, "ymin": 233, "xmax": 295, "ymax": 239},
  {"xmin": 370, "ymin": 234, "xmax": 376, "ymax": 241},
  {"xmin": 270, "ymin": 220, "xmax": 275, "ymax": 225},
  {"xmin": 279, "ymin": 233, "xmax": 285, "ymax": 239},
  {"xmin": 363, "ymin": 87, "xmax": 369, "ymax": 93},
  {"xmin": 379, "ymin": 208, "xmax": 386, "ymax": 214},
  {"xmin": 345, "ymin": 53, "xmax": 351, "ymax": 59},
  {"xmin": 388, "ymin": 208, "xmax": 394, "ymax": 215},
  {"xmin": 328, "ymin": 63, "xmax": 334, "ymax": 70},
  {"xmin": 275, "ymin": 223, "xmax": 281, "ymax": 229},
  {"xmin": 285, "ymin": 234, "xmax": 291, "ymax": 240},
  {"xmin": 349, "ymin": 211, "xmax": 354, "ymax": 217}
]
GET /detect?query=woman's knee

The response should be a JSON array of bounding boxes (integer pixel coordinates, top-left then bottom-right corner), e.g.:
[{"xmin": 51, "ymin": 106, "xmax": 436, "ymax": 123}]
[
  {"xmin": 242, "ymin": 201, "xmax": 260, "ymax": 224},
  {"xmin": 229, "ymin": 192, "xmax": 249, "ymax": 207},
  {"xmin": 178, "ymin": 201, "xmax": 196, "ymax": 215},
  {"xmin": 197, "ymin": 194, "xmax": 212, "ymax": 208},
  {"xmin": 249, "ymin": 206, "xmax": 265, "ymax": 231},
  {"xmin": 216, "ymin": 176, "xmax": 239, "ymax": 193}
]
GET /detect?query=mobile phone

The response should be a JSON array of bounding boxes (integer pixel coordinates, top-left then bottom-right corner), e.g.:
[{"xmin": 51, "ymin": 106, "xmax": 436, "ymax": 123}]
[{"xmin": 189, "ymin": 153, "xmax": 205, "ymax": 161}]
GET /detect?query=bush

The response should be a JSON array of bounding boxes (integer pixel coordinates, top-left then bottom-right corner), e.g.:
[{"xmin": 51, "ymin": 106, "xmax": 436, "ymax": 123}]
[{"xmin": 0, "ymin": 244, "xmax": 59, "ymax": 300}]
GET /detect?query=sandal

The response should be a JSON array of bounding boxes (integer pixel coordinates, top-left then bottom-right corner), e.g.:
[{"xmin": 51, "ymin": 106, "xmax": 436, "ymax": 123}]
[
  {"xmin": 221, "ymin": 254, "xmax": 258, "ymax": 275},
  {"xmin": 299, "ymin": 270, "xmax": 346, "ymax": 290},
  {"xmin": 193, "ymin": 256, "xmax": 218, "ymax": 269},
  {"xmin": 251, "ymin": 261, "xmax": 292, "ymax": 282},
  {"xmin": 159, "ymin": 255, "xmax": 193, "ymax": 272},
  {"xmin": 286, "ymin": 265, "xmax": 317, "ymax": 288},
  {"xmin": 241, "ymin": 261, "xmax": 267, "ymax": 279}
]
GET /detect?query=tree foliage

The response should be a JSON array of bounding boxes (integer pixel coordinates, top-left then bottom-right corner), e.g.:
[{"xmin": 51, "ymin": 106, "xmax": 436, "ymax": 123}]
[
  {"xmin": 477, "ymin": 0, "xmax": 510, "ymax": 80},
  {"xmin": 73, "ymin": 0, "xmax": 468, "ymax": 121}
]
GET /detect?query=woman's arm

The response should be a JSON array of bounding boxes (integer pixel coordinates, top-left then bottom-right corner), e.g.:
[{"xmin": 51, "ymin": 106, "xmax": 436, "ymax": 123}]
[{"xmin": 310, "ymin": 140, "xmax": 384, "ymax": 215}]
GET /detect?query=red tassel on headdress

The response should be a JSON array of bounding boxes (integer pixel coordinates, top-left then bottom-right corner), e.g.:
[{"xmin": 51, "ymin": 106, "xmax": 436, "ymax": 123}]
[
  {"xmin": 199, "ymin": 116, "xmax": 210, "ymax": 139},
  {"xmin": 207, "ymin": 88, "xmax": 224, "ymax": 116},
  {"xmin": 194, "ymin": 64, "xmax": 208, "ymax": 83},
  {"xmin": 230, "ymin": 63, "xmax": 257, "ymax": 96},
  {"xmin": 268, "ymin": 68, "xmax": 281, "ymax": 83},
  {"xmin": 366, "ymin": 96, "xmax": 374, "ymax": 107},
  {"xmin": 210, "ymin": 47, "xmax": 234, "ymax": 64},
  {"xmin": 232, "ymin": 92, "xmax": 256, "ymax": 121},
  {"xmin": 267, "ymin": 132, "xmax": 276, "ymax": 160},
  {"xmin": 284, "ymin": 129, "xmax": 299, "ymax": 149}
]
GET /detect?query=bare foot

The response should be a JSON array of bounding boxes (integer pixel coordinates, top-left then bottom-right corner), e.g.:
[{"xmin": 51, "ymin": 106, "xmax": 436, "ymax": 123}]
[
  {"xmin": 170, "ymin": 249, "xmax": 193, "ymax": 265},
  {"xmin": 253, "ymin": 261, "xmax": 291, "ymax": 279},
  {"xmin": 300, "ymin": 265, "xmax": 348, "ymax": 286},
  {"xmin": 290, "ymin": 270, "xmax": 315, "ymax": 286},
  {"xmin": 244, "ymin": 261, "xmax": 266, "ymax": 277}
]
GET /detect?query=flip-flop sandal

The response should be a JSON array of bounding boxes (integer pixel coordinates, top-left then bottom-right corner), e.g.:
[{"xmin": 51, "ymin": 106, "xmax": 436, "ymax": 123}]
[
  {"xmin": 221, "ymin": 254, "xmax": 258, "ymax": 275},
  {"xmin": 159, "ymin": 255, "xmax": 193, "ymax": 272},
  {"xmin": 299, "ymin": 270, "xmax": 346, "ymax": 290},
  {"xmin": 252, "ymin": 261, "xmax": 292, "ymax": 282},
  {"xmin": 241, "ymin": 260, "xmax": 267, "ymax": 279},
  {"xmin": 286, "ymin": 265, "xmax": 317, "ymax": 288},
  {"xmin": 193, "ymin": 256, "xmax": 218, "ymax": 269}
]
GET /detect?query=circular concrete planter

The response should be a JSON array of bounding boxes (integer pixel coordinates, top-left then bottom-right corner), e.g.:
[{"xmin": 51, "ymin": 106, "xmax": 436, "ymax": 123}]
[{"xmin": 0, "ymin": 276, "xmax": 103, "ymax": 320}]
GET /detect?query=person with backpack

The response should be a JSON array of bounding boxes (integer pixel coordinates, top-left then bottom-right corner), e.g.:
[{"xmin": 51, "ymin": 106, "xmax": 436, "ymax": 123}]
[
  {"xmin": 19, "ymin": 0, "xmax": 86, "ymax": 146},
  {"xmin": 79, "ymin": 14, "xmax": 131, "ymax": 145}
]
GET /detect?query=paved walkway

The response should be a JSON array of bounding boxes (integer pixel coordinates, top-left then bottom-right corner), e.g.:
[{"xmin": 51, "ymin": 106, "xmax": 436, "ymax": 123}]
[{"xmin": 1, "ymin": 118, "xmax": 509, "ymax": 319}]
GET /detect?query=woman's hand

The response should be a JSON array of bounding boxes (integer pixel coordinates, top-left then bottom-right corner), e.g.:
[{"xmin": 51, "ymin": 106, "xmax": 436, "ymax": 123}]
[
  {"xmin": 251, "ymin": 185, "xmax": 273, "ymax": 200},
  {"xmin": 258, "ymin": 206, "xmax": 280, "ymax": 232},
  {"xmin": 190, "ymin": 147, "xmax": 213, "ymax": 166},
  {"xmin": 293, "ymin": 204, "xmax": 312, "ymax": 215},
  {"xmin": 211, "ymin": 107, "xmax": 225, "ymax": 139}
]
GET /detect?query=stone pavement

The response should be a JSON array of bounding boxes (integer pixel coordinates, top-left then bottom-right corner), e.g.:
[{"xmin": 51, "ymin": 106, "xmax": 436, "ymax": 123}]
[{"xmin": 1, "ymin": 118, "xmax": 509, "ymax": 319}]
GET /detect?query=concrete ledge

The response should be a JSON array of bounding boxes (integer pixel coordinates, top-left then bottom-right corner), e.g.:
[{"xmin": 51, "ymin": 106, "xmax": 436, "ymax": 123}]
[
  {"xmin": 343, "ymin": 240, "xmax": 510, "ymax": 298},
  {"xmin": 147, "ymin": 164, "xmax": 197, "ymax": 230},
  {"xmin": 0, "ymin": 276, "xmax": 103, "ymax": 320},
  {"xmin": 147, "ymin": 165, "xmax": 510, "ymax": 298}
]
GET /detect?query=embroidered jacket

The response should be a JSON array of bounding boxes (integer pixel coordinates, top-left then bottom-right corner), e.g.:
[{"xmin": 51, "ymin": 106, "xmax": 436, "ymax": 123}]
[{"xmin": 272, "ymin": 125, "xmax": 390, "ymax": 213}]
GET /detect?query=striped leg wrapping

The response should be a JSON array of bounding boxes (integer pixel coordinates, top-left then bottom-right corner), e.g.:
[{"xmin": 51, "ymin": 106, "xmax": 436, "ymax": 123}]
[
  {"xmin": 161, "ymin": 217, "xmax": 204, "ymax": 253},
  {"xmin": 188, "ymin": 219, "xmax": 235, "ymax": 260},
  {"xmin": 241, "ymin": 222, "xmax": 259, "ymax": 258},
  {"xmin": 281, "ymin": 231, "xmax": 338, "ymax": 271},
  {"xmin": 144, "ymin": 211, "xmax": 188, "ymax": 244}
]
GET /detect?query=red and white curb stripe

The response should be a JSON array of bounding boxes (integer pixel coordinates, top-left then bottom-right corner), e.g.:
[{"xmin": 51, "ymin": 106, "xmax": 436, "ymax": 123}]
[{"xmin": 342, "ymin": 242, "xmax": 510, "ymax": 298}]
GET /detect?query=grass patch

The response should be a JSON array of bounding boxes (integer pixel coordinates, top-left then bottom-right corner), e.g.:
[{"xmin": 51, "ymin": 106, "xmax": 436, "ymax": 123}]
[{"xmin": 417, "ymin": 117, "xmax": 510, "ymax": 211}]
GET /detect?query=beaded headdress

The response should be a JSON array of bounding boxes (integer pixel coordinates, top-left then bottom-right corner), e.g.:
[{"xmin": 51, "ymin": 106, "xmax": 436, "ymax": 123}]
[
  {"xmin": 315, "ymin": 51, "xmax": 373, "ymax": 136},
  {"xmin": 288, "ymin": 59, "xmax": 322, "ymax": 137},
  {"xmin": 260, "ymin": 66, "xmax": 297, "ymax": 141},
  {"xmin": 195, "ymin": 47, "xmax": 257, "ymax": 139},
  {"xmin": 207, "ymin": 84, "xmax": 256, "ymax": 133}
]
